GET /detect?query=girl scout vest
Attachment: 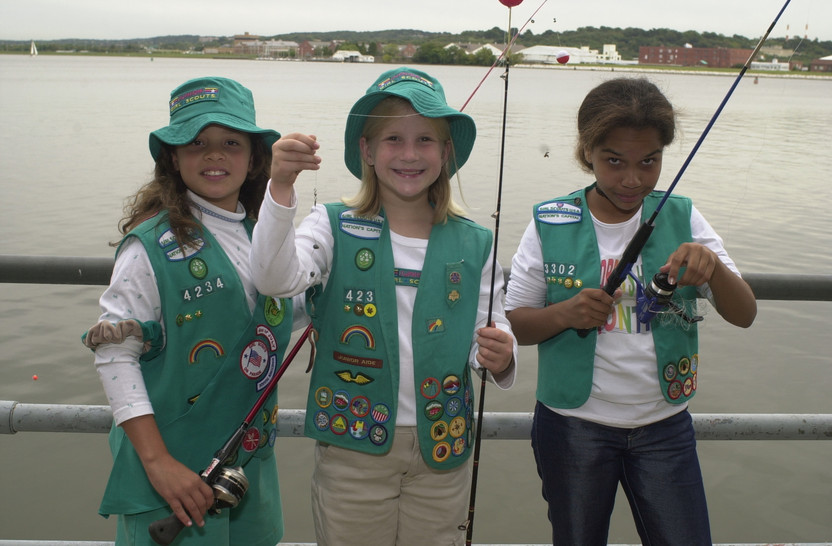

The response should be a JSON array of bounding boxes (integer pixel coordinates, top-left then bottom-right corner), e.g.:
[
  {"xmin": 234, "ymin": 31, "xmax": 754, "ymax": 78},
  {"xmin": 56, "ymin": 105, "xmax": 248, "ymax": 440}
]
[
  {"xmin": 304, "ymin": 203, "xmax": 492, "ymax": 470},
  {"xmin": 99, "ymin": 212, "xmax": 294, "ymax": 516},
  {"xmin": 534, "ymin": 187, "xmax": 699, "ymax": 409}
]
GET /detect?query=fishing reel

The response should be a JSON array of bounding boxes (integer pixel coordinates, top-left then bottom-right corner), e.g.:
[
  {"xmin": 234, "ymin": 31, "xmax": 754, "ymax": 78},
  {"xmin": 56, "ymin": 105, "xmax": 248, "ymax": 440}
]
[
  {"xmin": 631, "ymin": 271, "xmax": 703, "ymax": 325},
  {"xmin": 210, "ymin": 465, "xmax": 249, "ymax": 512}
]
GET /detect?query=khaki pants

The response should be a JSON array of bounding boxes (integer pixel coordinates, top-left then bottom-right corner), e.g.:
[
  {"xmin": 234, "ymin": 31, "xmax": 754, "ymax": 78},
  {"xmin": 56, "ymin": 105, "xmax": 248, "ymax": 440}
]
[{"xmin": 311, "ymin": 426, "xmax": 469, "ymax": 546}]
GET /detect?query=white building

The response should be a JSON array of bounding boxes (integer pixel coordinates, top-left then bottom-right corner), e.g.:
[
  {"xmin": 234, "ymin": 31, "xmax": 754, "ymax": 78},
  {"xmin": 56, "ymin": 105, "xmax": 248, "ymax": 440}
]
[
  {"xmin": 750, "ymin": 58, "xmax": 790, "ymax": 71},
  {"xmin": 331, "ymin": 50, "xmax": 375, "ymax": 63}
]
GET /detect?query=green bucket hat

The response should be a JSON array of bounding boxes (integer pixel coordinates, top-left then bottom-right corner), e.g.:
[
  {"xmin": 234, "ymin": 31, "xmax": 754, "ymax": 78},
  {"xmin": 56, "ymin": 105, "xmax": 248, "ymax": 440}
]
[
  {"xmin": 149, "ymin": 76, "xmax": 280, "ymax": 161},
  {"xmin": 343, "ymin": 67, "xmax": 476, "ymax": 179}
]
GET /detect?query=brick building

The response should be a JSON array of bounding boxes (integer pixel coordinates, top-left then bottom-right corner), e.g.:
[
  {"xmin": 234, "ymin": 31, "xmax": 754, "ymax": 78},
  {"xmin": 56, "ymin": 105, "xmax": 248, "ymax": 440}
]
[{"xmin": 639, "ymin": 46, "xmax": 753, "ymax": 68}]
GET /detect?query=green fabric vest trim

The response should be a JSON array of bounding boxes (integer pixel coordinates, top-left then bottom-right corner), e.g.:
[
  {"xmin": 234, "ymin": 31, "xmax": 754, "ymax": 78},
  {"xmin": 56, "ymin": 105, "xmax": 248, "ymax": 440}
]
[
  {"xmin": 534, "ymin": 187, "xmax": 699, "ymax": 409},
  {"xmin": 100, "ymin": 212, "xmax": 294, "ymax": 515},
  {"xmin": 304, "ymin": 204, "xmax": 492, "ymax": 470}
]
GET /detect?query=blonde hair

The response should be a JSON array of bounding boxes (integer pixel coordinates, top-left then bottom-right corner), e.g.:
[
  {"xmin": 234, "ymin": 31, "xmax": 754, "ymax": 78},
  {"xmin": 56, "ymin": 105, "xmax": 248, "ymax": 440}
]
[{"xmin": 343, "ymin": 97, "xmax": 467, "ymax": 224}]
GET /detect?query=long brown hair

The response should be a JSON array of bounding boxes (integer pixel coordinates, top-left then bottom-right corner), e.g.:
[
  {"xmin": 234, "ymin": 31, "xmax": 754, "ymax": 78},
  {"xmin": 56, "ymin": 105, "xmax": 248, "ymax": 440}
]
[{"xmin": 114, "ymin": 134, "xmax": 271, "ymax": 248}]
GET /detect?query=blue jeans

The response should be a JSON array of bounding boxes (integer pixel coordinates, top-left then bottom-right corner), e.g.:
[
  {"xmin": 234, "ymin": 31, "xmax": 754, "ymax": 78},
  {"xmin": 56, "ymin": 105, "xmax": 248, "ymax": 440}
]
[{"xmin": 531, "ymin": 402, "xmax": 711, "ymax": 546}]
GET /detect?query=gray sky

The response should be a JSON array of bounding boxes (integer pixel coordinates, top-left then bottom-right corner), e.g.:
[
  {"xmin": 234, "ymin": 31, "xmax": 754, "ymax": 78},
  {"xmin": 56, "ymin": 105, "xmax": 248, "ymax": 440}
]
[{"xmin": 2, "ymin": 0, "xmax": 829, "ymax": 42}]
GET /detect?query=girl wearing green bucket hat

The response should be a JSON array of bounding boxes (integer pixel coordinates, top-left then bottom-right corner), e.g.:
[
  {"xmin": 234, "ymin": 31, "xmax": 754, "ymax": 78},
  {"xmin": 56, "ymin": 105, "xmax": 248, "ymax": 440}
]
[
  {"xmin": 83, "ymin": 76, "xmax": 307, "ymax": 546},
  {"xmin": 251, "ymin": 67, "xmax": 518, "ymax": 545}
]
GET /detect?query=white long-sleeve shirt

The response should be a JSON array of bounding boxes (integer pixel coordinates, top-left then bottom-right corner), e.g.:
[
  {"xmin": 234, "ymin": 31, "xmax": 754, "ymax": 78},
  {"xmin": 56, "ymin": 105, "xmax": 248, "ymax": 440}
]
[
  {"xmin": 93, "ymin": 191, "xmax": 307, "ymax": 425},
  {"xmin": 251, "ymin": 184, "xmax": 517, "ymax": 426}
]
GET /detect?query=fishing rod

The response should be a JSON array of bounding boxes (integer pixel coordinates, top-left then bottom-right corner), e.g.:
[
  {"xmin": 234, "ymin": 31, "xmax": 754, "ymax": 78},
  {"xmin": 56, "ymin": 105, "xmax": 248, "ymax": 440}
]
[
  {"xmin": 459, "ymin": 1, "xmax": 547, "ymax": 543},
  {"xmin": 577, "ymin": 0, "xmax": 791, "ymax": 338},
  {"xmin": 148, "ymin": 322, "xmax": 314, "ymax": 545}
]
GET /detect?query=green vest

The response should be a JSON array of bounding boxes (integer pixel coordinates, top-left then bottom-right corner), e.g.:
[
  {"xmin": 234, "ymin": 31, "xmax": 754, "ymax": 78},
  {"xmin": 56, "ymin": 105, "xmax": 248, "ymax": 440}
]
[
  {"xmin": 304, "ymin": 204, "xmax": 492, "ymax": 470},
  {"xmin": 100, "ymin": 212, "xmax": 294, "ymax": 515},
  {"xmin": 534, "ymin": 187, "xmax": 699, "ymax": 409}
]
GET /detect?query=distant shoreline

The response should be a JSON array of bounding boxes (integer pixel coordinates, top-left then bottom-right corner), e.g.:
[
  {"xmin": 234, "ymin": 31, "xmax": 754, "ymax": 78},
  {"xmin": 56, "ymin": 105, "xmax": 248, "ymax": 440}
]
[{"xmin": 4, "ymin": 51, "xmax": 830, "ymax": 80}]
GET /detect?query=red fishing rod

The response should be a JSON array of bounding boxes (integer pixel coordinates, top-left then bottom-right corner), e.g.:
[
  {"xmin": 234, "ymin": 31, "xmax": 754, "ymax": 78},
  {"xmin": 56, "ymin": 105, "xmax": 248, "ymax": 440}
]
[
  {"xmin": 148, "ymin": 322, "xmax": 313, "ymax": 545},
  {"xmin": 458, "ymin": 1, "xmax": 547, "ymax": 543},
  {"xmin": 577, "ymin": 0, "xmax": 791, "ymax": 338}
]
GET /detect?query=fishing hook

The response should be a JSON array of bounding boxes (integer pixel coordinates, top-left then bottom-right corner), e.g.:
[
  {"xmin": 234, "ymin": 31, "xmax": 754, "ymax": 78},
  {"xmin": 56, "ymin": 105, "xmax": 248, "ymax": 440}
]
[{"xmin": 577, "ymin": 0, "xmax": 791, "ymax": 338}]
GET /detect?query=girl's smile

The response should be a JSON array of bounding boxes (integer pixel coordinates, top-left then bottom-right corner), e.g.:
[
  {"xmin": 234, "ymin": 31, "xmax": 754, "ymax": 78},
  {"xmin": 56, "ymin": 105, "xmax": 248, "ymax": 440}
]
[
  {"xmin": 360, "ymin": 104, "xmax": 450, "ymax": 209},
  {"xmin": 172, "ymin": 124, "xmax": 253, "ymax": 212}
]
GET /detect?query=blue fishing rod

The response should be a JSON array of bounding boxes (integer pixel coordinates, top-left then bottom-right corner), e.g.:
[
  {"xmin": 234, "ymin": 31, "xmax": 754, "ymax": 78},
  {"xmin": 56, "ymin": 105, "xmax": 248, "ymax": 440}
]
[
  {"xmin": 458, "ymin": 1, "xmax": 548, "ymax": 543},
  {"xmin": 577, "ymin": 0, "xmax": 791, "ymax": 338}
]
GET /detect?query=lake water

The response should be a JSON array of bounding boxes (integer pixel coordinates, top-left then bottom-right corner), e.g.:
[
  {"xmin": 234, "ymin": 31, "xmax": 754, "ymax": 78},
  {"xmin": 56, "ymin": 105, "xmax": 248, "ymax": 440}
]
[{"xmin": 1, "ymin": 55, "xmax": 831, "ymax": 543}]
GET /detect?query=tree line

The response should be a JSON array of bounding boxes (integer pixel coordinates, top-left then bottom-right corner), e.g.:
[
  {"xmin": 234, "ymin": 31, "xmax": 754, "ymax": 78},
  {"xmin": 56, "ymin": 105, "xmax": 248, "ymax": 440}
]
[{"xmin": 2, "ymin": 26, "xmax": 829, "ymax": 64}]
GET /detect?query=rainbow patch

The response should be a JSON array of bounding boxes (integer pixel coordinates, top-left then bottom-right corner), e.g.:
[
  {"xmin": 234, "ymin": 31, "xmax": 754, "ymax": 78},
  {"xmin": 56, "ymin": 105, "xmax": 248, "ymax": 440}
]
[
  {"xmin": 339, "ymin": 325, "xmax": 375, "ymax": 349},
  {"xmin": 189, "ymin": 339, "xmax": 224, "ymax": 364}
]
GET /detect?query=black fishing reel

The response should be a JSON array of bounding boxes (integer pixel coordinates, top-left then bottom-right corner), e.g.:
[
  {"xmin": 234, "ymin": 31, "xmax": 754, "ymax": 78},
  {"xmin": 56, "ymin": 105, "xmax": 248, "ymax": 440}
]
[
  {"xmin": 148, "ymin": 465, "xmax": 249, "ymax": 545},
  {"xmin": 210, "ymin": 465, "xmax": 249, "ymax": 511},
  {"xmin": 633, "ymin": 271, "xmax": 703, "ymax": 325}
]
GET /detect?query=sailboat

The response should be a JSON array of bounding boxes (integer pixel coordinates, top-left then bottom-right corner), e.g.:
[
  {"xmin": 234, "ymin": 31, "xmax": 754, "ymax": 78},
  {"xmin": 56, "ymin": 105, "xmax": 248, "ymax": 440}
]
[{"xmin": 30, "ymin": 40, "xmax": 38, "ymax": 56}]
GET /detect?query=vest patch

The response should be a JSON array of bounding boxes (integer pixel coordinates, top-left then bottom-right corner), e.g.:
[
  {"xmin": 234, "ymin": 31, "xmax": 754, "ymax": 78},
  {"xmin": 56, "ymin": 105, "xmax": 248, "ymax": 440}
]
[
  {"xmin": 537, "ymin": 202, "xmax": 582, "ymax": 225},
  {"xmin": 339, "ymin": 210, "xmax": 383, "ymax": 239}
]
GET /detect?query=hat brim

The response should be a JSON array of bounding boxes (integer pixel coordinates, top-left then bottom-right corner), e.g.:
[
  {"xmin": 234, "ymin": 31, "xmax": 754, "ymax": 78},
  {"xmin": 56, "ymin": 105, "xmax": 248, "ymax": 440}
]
[
  {"xmin": 149, "ymin": 112, "xmax": 280, "ymax": 161},
  {"xmin": 343, "ymin": 87, "xmax": 476, "ymax": 179}
]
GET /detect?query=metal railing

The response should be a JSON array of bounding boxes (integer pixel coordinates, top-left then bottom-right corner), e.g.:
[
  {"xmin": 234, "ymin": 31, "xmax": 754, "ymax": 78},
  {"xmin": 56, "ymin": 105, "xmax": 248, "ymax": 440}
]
[{"xmin": 3, "ymin": 255, "xmax": 831, "ymax": 546}]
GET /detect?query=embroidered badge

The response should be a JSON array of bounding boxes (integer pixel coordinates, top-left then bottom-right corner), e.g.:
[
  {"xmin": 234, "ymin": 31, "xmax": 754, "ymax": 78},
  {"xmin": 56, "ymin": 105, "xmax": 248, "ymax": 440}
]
[
  {"xmin": 425, "ymin": 400, "xmax": 444, "ymax": 421},
  {"xmin": 452, "ymin": 437, "xmax": 467, "ymax": 456},
  {"xmin": 370, "ymin": 424, "xmax": 388, "ymax": 446},
  {"xmin": 355, "ymin": 248, "xmax": 375, "ymax": 270},
  {"xmin": 663, "ymin": 363, "xmax": 678, "ymax": 381},
  {"xmin": 537, "ymin": 201, "xmax": 582, "ymax": 225},
  {"xmin": 427, "ymin": 318, "xmax": 445, "ymax": 333},
  {"xmin": 240, "ymin": 340, "xmax": 269, "ymax": 379},
  {"xmin": 315, "ymin": 386, "xmax": 333, "ymax": 408},
  {"xmin": 350, "ymin": 396, "xmax": 370, "ymax": 417},
  {"xmin": 446, "ymin": 397, "xmax": 462, "ymax": 417},
  {"xmin": 333, "ymin": 391, "xmax": 350, "ymax": 411},
  {"xmin": 442, "ymin": 375, "xmax": 461, "ymax": 395},
  {"xmin": 449, "ymin": 271, "xmax": 461, "ymax": 284},
  {"xmin": 189, "ymin": 258, "xmax": 208, "ymax": 279},
  {"xmin": 377, "ymin": 71, "xmax": 434, "ymax": 91},
  {"xmin": 188, "ymin": 339, "xmax": 224, "ymax": 364},
  {"xmin": 421, "ymin": 377, "xmax": 441, "ymax": 399},
  {"xmin": 678, "ymin": 357, "xmax": 691, "ymax": 375},
  {"xmin": 264, "ymin": 297, "xmax": 285, "ymax": 326},
  {"xmin": 335, "ymin": 370, "xmax": 374, "ymax": 385},
  {"xmin": 339, "ymin": 210, "xmax": 383, "ymax": 240},
  {"xmin": 350, "ymin": 419, "xmax": 369, "ymax": 439},
  {"xmin": 667, "ymin": 380, "xmax": 683, "ymax": 400},
  {"xmin": 314, "ymin": 410, "xmax": 330, "ymax": 431},
  {"xmin": 433, "ymin": 442, "xmax": 451, "ymax": 462},
  {"xmin": 371, "ymin": 403, "xmax": 391, "ymax": 424},
  {"xmin": 449, "ymin": 416, "xmax": 467, "ymax": 438},
  {"xmin": 431, "ymin": 421, "xmax": 449, "ymax": 441},
  {"xmin": 330, "ymin": 414, "xmax": 348, "ymax": 435},
  {"xmin": 445, "ymin": 262, "xmax": 463, "ymax": 308},
  {"xmin": 170, "ymin": 86, "xmax": 219, "ymax": 116},
  {"xmin": 340, "ymin": 325, "xmax": 375, "ymax": 349},
  {"xmin": 241, "ymin": 427, "xmax": 260, "ymax": 452},
  {"xmin": 333, "ymin": 351, "xmax": 383, "ymax": 368},
  {"xmin": 364, "ymin": 303, "xmax": 377, "ymax": 317}
]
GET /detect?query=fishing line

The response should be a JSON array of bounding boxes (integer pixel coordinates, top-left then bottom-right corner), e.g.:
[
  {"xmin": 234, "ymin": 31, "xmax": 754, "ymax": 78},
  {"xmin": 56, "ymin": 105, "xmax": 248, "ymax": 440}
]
[{"xmin": 576, "ymin": 0, "xmax": 792, "ymax": 338}]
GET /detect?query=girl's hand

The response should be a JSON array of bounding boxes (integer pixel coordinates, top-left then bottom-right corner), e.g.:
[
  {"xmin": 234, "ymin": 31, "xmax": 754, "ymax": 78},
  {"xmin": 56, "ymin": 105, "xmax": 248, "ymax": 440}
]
[
  {"xmin": 475, "ymin": 322, "xmax": 514, "ymax": 375},
  {"xmin": 144, "ymin": 453, "xmax": 215, "ymax": 528},
  {"xmin": 269, "ymin": 133, "xmax": 320, "ymax": 206},
  {"xmin": 661, "ymin": 242, "xmax": 716, "ymax": 287},
  {"xmin": 566, "ymin": 287, "xmax": 622, "ymax": 330}
]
